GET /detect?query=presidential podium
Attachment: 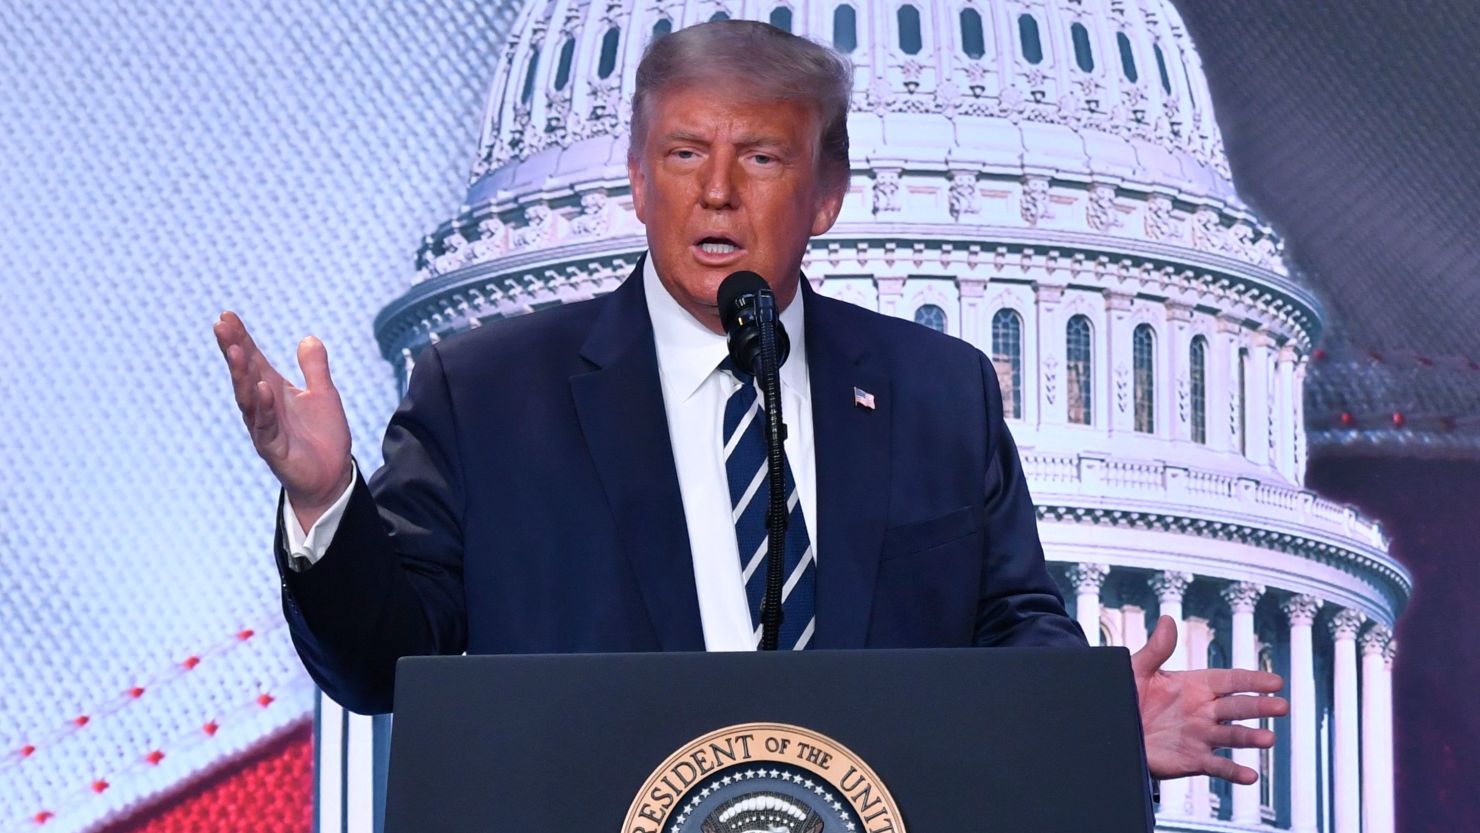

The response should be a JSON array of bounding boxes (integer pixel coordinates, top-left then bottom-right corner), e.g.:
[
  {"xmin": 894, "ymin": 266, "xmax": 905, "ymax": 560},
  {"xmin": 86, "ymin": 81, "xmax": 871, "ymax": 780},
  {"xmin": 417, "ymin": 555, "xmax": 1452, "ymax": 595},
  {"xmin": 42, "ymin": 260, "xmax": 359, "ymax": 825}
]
[{"xmin": 384, "ymin": 648, "xmax": 1154, "ymax": 832}]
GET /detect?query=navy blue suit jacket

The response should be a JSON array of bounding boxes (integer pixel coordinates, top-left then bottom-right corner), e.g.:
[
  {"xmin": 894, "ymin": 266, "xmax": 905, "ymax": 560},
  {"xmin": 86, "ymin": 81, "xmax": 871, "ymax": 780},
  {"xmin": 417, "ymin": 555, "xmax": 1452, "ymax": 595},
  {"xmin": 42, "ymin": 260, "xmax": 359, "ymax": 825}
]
[{"xmin": 277, "ymin": 261, "xmax": 1085, "ymax": 713}]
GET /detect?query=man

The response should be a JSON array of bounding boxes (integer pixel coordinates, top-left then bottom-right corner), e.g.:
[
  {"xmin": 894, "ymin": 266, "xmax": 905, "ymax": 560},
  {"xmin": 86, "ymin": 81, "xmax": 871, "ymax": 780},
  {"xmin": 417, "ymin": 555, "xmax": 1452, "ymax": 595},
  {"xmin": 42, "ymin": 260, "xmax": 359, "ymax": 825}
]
[{"xmin": 215, "ymin": 20, "xmax": 1284, "ymax": 785}]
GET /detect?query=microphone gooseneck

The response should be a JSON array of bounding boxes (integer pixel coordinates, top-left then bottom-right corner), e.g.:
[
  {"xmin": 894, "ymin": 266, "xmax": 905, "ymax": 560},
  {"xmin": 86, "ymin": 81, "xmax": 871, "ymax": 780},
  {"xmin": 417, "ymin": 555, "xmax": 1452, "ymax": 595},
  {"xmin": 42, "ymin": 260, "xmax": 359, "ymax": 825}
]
[{"xmin": 717, "ymin": 271, "xmax": 790, "ymax": 651}]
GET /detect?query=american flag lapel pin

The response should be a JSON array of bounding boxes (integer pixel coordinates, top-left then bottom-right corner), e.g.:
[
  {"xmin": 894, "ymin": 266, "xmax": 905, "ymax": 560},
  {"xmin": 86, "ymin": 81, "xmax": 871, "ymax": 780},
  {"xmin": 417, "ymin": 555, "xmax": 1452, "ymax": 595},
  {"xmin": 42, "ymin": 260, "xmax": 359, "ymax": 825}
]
[{"xmin": 853, "ymin": 386, "xmax": 876, "ymax": 411}]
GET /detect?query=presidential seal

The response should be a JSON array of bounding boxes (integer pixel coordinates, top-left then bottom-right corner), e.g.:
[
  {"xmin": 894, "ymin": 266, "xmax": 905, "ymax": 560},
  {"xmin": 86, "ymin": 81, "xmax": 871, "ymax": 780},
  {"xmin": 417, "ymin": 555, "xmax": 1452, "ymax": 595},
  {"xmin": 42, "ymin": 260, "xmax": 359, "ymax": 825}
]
[{"xmin": 622, "ymin": 723, "xmax": 904, "ymax": 833}]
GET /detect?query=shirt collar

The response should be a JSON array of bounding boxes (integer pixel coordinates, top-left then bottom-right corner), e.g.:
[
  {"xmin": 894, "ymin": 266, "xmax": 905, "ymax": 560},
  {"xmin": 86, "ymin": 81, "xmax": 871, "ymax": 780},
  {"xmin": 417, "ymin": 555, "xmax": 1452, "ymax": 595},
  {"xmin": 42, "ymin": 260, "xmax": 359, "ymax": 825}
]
[{"xmin": 643, "ymin": 253, "xmax": 810, "ymax": 403}]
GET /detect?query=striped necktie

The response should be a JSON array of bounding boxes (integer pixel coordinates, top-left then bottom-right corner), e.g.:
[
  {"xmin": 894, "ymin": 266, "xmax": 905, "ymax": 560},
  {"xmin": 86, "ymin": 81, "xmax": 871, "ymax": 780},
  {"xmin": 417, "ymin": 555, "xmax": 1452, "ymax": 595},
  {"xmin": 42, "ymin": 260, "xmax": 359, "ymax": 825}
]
[{"xmin": 720, "ymin": 357, "xmax": 816, "ymax": 650}]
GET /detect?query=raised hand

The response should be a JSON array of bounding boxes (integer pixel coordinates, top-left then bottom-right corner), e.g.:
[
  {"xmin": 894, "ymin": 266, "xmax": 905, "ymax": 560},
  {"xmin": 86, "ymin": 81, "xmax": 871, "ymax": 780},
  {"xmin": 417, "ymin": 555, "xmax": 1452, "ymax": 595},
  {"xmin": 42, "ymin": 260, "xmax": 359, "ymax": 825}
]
[
  {"xmin": 214, "ymin": 311, "xmax": 353, "ymax": 530},
  {"xmin": 1132, "ymin": 615, "xmax": 1289, "ymax": 783}
]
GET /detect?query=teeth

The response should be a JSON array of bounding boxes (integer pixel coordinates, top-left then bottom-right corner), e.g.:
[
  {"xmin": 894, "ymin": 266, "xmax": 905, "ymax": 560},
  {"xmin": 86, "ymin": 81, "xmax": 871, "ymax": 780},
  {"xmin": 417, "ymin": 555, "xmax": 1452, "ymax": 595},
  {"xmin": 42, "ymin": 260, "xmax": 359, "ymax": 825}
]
[{"xmin": 700, "ymin": 242, "xmax": 737, "ymax": 254}]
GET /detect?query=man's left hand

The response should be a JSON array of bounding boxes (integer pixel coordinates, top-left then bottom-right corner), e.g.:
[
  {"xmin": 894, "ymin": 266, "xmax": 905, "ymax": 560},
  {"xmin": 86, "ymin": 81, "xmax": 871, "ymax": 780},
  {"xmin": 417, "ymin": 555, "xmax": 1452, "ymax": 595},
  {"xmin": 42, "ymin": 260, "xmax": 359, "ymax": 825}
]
[{"xmin": 1132, "ymin": 615, "xmax": 1289, "ymax": 783}]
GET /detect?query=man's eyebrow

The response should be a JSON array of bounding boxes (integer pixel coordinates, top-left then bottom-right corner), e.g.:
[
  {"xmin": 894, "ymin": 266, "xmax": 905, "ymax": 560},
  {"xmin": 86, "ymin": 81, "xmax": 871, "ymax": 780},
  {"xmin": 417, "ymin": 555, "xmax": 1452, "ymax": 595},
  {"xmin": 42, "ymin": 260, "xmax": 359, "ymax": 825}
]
[
  {"xmin": 662, "ymin": 129, "xmax": 711, "ymax": 144},
  {"xmin": 660, "ymin": 129, "xmax": 793, "ymax": 151},
  {"xmin": 735, "ymin": 133, "xmax": 792, "ymax": 151}
]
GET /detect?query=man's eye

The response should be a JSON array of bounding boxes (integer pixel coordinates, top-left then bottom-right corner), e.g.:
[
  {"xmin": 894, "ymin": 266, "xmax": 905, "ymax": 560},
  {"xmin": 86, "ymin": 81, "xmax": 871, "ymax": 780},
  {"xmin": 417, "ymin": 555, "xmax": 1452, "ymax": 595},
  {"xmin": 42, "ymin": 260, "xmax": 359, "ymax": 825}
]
[
  {"xmin": 752, "ymin": 154, "xmax": 775, "ymax": 165},
  {"xmin": 673, "ymin": 149, "xmax": 698, "ymax": 160}
]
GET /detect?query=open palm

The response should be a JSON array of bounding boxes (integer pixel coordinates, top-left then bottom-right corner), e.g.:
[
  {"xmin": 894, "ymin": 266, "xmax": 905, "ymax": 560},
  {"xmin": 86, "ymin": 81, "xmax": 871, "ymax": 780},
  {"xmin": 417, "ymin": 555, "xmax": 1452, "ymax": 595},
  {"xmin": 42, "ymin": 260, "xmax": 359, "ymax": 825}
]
[
  {"xmin": 214, "ymin": 311, "xmax": 353, "ymax": 522},
  {"xmin": 1132, "ymin": 615, "xmax": 1288, "ymax": 783}
]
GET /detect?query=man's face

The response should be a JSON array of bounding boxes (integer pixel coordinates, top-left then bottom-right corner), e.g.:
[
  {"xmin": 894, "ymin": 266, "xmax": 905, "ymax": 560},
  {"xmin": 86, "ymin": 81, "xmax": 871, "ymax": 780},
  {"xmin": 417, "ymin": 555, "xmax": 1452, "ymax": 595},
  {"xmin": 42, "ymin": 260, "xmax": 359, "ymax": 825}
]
[{"xmin": 628, "ymin": 85, "xmax": 846, "ymax": 334}]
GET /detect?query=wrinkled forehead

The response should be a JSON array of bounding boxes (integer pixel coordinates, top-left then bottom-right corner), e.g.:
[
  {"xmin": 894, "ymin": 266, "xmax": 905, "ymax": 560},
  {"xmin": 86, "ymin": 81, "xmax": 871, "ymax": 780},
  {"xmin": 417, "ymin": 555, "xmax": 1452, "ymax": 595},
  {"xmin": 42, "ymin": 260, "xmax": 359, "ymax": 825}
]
[{"xmin": 640, "ymin": 80, "xmax": 826, "ymax": 149}]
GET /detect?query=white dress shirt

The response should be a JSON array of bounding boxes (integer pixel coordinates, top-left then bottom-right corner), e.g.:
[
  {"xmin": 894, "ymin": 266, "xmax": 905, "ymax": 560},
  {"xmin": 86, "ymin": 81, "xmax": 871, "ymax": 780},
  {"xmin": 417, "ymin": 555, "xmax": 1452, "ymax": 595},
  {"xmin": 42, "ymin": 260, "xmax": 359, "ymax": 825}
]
[{"xmin": 283, "ymin": 254, "xmax": 817, "ymax": 651}]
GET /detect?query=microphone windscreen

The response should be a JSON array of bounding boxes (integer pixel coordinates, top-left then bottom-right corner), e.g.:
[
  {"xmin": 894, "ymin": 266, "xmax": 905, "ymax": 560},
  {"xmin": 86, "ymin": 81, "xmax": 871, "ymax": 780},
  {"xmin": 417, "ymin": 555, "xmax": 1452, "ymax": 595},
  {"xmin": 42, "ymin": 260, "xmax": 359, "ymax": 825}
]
[{"xmin": 717, "ymin": 270, "xmax": 767, "ymax": 323}]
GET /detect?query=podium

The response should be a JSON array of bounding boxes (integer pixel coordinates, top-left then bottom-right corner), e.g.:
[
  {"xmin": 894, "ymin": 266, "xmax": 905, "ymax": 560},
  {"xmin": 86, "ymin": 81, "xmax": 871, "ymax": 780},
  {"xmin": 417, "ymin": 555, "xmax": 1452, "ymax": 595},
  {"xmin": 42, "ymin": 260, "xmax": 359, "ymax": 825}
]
[{"xmin": 385, "ymin": 648, "xmax": 1153, "ymax": 832}]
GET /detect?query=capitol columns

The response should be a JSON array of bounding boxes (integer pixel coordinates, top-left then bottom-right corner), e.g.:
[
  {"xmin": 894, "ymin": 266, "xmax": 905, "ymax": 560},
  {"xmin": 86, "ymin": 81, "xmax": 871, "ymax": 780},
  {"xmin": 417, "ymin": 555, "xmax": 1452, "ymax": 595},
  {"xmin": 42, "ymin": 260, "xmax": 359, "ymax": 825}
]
[
  {"xmin": 873, "ymin": 275, "xmax": 906, "ymax": 318},
  {"xmin": 1281, "ymin": 594, "xmax": 1322, "ymax": 833},
  {"xmin": 1148, "ymin": 571, "xmax": 1194, "ymax": 669},
  {"xmin": 1221, "ymin": 581, "xmax": 1266, "ymax": 824},
  {"xmin": 1292, "ymin": 352, "xmax": 1310, "ymax": 483},
  {"xmin": 1165, "ymin": 301, "xmax": 1195, "ymax": 443},
  {"xmin": 1248, "ymin": 331, "xmax": 1277, "ymax": 467},
  {"xmin": 1274, "ymin": 344, "xmax": 1298, "ymax": 480},
  {"xmin": 1066, "ymin": 563, "xmax": 1110, "ymax": 645},
  {"xmin": 1121, "ymin": 603, "xmax": 1148, "ymax": 652},
  {"xmin": 1382, "ymin": 640, "xmax": 1398, "ymax": 827},
  {"xmin": 1329, "ymin": 607, "xmax": 1367, "ymax": 833},
  {"xmin": 1181, "ymin": 615, "xmax": 1215, "ymax": 819},
  {"xmin": 1033, "ymin": 280, "xmax": 1067, "ymax": 429},
  {"xmin": 1212, "ymin": 314, "xmax": 1242, "ymax": 454},
  {"xmin": 1105, "ymin": 289, "xmax": 1136, "ymax": 434},
  {"xmin": 956, "ymin": 272, "xmax": 987, "ymax": 351},
  {"xmin": 1148, "ymin": 570, "xmax": 1194, "ymax": 817},
  {"xmin": 1360, "ymin": 624, "xmax": 1396, "ymax": 833}
]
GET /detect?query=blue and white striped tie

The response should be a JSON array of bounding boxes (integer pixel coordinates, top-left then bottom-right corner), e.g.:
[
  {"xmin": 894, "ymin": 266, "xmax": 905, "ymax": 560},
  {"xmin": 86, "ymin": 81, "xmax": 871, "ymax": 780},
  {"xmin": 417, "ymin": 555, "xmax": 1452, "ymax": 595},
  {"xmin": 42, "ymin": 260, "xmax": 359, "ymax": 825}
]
[{"xmin": 720, "ymin": 358, "xmax": 816, "ymax": 650}]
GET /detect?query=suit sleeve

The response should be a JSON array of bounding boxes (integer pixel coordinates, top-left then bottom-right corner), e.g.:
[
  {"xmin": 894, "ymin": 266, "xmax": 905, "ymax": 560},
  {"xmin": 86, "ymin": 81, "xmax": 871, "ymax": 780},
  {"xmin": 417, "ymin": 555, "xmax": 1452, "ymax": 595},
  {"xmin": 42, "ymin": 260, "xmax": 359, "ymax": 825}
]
[
  {"xmin": 273, "ymin": 343, "xmax": 469, "ymax": 714},
  {"xmin": 973, "ymin": 351, "xmax": 1089, "ymax": 648}
]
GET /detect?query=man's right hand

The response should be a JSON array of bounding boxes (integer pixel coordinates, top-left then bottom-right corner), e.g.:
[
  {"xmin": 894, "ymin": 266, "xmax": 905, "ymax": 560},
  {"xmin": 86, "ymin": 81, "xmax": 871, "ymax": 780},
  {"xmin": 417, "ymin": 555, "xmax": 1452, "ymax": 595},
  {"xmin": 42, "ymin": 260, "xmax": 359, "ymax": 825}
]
[{"xmin": 214, "ymin": 311, "xmax": 354, "ymax": 531}]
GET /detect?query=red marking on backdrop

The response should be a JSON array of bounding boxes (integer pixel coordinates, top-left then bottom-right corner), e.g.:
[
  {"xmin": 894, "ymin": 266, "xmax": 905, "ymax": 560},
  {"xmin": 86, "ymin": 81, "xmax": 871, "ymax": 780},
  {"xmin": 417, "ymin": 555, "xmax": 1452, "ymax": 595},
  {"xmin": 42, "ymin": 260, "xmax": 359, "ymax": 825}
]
[
  {"xmin": 94, "ymin": 723, "xmax": 311, "ymax": 833},
  {"xmin": 19, "ymin": 683, "xmax": 302, "ymax": 825},
  {"xmin": 2, "ymin": 620, "xmax": 284, "ymax": 776}
]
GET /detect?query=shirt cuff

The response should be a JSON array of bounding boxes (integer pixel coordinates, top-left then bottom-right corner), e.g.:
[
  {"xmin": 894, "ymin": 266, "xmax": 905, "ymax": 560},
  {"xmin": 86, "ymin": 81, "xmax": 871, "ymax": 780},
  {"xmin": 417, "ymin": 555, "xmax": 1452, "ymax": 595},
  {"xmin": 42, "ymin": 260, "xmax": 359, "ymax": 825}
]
[{"xmin": 281, "ymin": 461, "xmax": 357, "ymax": 570}]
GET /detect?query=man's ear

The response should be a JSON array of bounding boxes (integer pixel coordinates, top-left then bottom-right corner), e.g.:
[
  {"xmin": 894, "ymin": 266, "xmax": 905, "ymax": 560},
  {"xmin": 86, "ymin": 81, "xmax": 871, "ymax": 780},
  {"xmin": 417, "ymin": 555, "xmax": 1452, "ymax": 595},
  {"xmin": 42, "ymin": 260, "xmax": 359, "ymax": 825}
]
[
  {"xmin": 809, "ymin": 177, "xmax": 847, "ymax": 237},
  {"xmin": 628, "ymin": 153, "xmax": 649, "ymax": 224}
]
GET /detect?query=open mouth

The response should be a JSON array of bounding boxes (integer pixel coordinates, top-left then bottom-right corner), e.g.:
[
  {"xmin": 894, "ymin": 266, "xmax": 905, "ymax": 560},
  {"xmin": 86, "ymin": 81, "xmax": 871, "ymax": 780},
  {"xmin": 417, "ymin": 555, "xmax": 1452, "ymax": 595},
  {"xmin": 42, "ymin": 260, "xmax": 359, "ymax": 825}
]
[{"xmin": 695, "ymin": 235, "xmax": 742, "ymax": 255}]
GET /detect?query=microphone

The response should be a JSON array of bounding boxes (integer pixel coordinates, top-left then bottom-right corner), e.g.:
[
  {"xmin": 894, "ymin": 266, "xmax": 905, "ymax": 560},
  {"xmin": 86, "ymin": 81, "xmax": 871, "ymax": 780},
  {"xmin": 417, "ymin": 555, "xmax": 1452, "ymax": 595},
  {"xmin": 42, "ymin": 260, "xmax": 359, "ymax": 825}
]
[
  {"xmin": 718, "ymin": 271, "xmax": 790, "ymax": 376},
  {"xmin": 716, "ymin": 270, "xmax": 790, "ymax": 651}
]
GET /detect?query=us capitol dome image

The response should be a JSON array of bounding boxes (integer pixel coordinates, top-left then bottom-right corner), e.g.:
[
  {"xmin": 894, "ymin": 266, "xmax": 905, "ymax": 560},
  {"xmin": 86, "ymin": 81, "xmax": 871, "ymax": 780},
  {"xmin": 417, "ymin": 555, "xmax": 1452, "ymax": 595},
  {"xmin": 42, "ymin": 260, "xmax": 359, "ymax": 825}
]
[{"xmin": 362, "ymin": 1, "xmax": 1409, "ymax": 830}]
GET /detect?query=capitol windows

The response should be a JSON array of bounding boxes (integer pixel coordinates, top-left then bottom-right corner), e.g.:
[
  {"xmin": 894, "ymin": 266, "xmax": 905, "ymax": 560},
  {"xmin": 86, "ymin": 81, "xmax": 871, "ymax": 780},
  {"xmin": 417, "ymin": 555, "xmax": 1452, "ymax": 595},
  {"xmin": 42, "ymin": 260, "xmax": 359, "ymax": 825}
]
[
  {"xmin": 991, "ymin": 309, "xmax": 1024, "ymax": 420},
  {"xmin": 552, "ymin": 38, "xmax": 575, "ymax": 92},
  {"xmin": 1133, "ymin": 324, "xmax": 1155, "ymax": 433},
  {"xmin": 833, "ymin": 4, "xmax": 858, "ymax": 54},
  {"xmin": 597, "ymin": 27, "xmax": 621, "ymax": 79},
  {"xmin": 913, "ymin": 304, "xmax": 946, "ymax": 333},
  {"xmin": 959, "ymin": 7, "xmax": 986, "ymax": 60},
  {"xmin": 1066, "ymin": 315, "xmax": 1093, "ymax": 425},
  {"xmin": 651, "ymin": 18, "xmax": 673, "ymax": 42},
  {"xmin": 1018, "ymin": 14, "xmax": 1044, "ymax": 65},
  {"xmin": 769, "ymin": 6, "xmax": 793, "ymax": 33},
  {"xmin": 1070, "ymin": 22, "xmax": 1094, "ymax": 73},
  {"xmin": 897, "ymin": 4, "xmax": 923, "ymax": 55},
  {"xmin": 1190, "ymin": 336, "xmax": 1208, "ymax": 444},
  {"xmin": 1117, "ymin": 32, "xmax": 1138, "ymax": 82},
  {"xmin": 519, "ymin": 47, "xmax": 541, "ymax": 105},
  {"xmin": 710, "ymin": 11, "xmax": 730, "ymax": 22},
  {"xmin": 1153, "ymin": 43, "xmax": 1172, "ymax": 94}
]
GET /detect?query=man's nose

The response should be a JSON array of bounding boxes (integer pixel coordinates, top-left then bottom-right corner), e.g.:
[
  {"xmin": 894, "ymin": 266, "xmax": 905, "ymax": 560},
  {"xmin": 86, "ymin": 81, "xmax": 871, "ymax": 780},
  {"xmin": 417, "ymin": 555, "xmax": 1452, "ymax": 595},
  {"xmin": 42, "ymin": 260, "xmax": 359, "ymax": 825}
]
[{"xmin": 699, "ymin": 158, "xmax": 739, "ymax": 209}]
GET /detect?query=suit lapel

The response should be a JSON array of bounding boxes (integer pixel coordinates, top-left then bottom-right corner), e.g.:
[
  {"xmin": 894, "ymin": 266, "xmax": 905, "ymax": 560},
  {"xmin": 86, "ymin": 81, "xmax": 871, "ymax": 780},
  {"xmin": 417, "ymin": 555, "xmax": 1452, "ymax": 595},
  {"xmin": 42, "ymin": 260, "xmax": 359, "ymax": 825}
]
[
  {"xmin": 803, "ymin": 281, "xmax": 893, "ymax": 649},
  {"xmin": 570, "ymin": 260, "xmax": 705, "ymax": 651}
]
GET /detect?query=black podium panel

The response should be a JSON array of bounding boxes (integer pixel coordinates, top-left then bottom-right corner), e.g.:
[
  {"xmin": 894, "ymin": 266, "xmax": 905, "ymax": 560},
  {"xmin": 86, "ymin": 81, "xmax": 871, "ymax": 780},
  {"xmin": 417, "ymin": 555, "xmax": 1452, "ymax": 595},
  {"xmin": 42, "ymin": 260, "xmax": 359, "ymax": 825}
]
[{"xmin": 385, "ymin": 648, "xmax": 1152, "ymax": 832}]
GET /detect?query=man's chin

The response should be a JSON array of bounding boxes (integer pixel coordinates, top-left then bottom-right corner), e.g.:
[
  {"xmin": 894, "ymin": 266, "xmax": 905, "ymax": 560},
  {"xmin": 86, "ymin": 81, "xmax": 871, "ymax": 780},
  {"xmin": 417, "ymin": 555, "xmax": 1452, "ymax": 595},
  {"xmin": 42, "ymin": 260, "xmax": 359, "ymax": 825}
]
[{"xmin": 686, "ymin": 263, "xmax": 748, "ymax": 303}]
